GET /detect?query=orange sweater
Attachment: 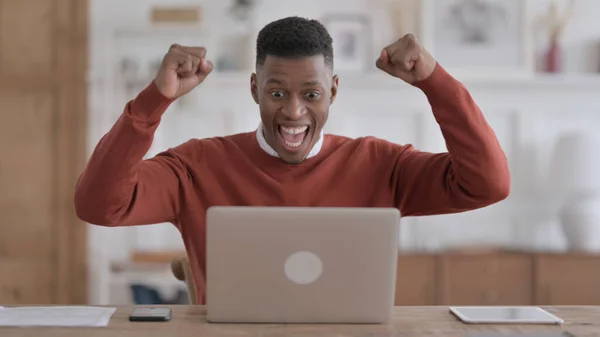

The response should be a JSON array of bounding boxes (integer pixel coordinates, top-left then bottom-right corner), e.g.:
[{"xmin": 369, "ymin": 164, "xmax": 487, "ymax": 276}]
[{"xmin": 74, "ymin": 64, "xmax": 510, "ymax": 304}]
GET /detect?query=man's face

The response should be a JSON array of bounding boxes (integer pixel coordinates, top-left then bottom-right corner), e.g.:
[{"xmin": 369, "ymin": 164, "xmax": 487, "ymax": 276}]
[{"xmin": 251, "ymin": 55, "xmax": 338, "ymax": 164}]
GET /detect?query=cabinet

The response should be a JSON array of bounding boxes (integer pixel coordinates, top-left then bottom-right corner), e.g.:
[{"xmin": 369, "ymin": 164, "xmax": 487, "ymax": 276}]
[
  {"xmin": 394, "ymin": 255, "xmax": 436, "ymax": 305},
  {"xmin": 394, "ymin": 252, "xmax": 600, "ymax": 306},
  {"xmin": 535, "ymin": 254, "xmax": 600, "ymax": 305}
]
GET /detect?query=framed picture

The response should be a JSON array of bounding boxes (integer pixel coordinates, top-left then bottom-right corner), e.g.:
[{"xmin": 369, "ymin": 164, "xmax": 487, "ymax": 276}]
[
  {"xmin": 419, "ymin": 0, "xmax": 534, "ymax": 79},
  {"xmin": 322, "ymin": 15, "xmax": 372, "ymax": 73}
]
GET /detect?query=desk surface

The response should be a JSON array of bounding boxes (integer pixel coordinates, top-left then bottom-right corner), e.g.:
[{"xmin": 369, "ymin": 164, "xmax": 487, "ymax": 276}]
[{"xmin": 1, "ymin": 305, "xmax": 599, "ymax": 337}]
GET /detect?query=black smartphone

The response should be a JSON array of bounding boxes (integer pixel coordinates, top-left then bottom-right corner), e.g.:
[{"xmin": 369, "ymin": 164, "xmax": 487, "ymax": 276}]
[{"xmin": 128, "ymin": 307, "xmax": 172, "ymax": 322}]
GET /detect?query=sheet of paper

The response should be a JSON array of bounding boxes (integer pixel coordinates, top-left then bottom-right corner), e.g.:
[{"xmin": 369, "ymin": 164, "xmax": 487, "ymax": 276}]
[{"xmin": 0, "ymin": 306, "xmax": 117, "ymax": 327}]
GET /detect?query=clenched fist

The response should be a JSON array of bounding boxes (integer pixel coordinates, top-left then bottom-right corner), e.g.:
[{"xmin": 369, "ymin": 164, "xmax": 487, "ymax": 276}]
[
  {"xmin": 375, "ymin": 34, "xmax": 436, "ymax": 84},
  {"xmin": 154, "ymin": 44, "xmax": 214, "ymax": 99}
]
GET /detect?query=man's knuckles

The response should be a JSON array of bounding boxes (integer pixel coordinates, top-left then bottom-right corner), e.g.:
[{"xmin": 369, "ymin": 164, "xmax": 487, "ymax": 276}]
[
  {"xmin": 402, "ymin": 33, "xmax": 417, "ymax": 42},
  {"xmin": 165, "ymin": 50, "xmax": 206, "ymax": 74},
  {"xmin": 169, "ymin": 44, "xmax": 206, "ymax": 57}
]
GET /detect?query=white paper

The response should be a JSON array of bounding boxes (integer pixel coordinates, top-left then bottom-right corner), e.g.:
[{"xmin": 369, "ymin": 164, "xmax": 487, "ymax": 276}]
[{"xmin": 0, "ymin": 306, "xmax": 117, "ymax": 327}]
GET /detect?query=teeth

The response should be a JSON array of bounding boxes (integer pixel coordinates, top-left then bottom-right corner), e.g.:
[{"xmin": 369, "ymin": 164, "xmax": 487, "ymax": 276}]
[
  {"xmin": 280, "ymin": 125, "xmax": 308, "ymax": 135},
  {"xmin": 284, "ymin": 139, "xmax": 303, "ymax": 148}
]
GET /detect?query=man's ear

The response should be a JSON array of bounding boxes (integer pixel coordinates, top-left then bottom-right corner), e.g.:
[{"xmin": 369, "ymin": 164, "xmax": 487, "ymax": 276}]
[
  {"xmin": 330, "ymin": 74, "xmax": 339, "ymax": 104},
  {"xmin": 250, "ymin": 73, "xmax": 259, "ymax": 104}
]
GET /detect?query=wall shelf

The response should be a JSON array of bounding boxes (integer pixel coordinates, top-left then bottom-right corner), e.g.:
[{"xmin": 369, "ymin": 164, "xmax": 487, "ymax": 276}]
[
  {"xmin": 89, "ymin": 68, "xmax": 600, "ymax": 93},
  {"xmin": 200, "ymin": 71, "xmax": 600, "ymax": 92}
]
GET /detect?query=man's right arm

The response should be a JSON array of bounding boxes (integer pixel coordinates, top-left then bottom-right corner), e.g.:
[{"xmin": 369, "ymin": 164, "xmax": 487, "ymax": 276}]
[
  {"xmin": 74, "ymin": 44, "xmax": 214, "ymax": 227},
  {"xmin": 74, "ymin": 81, "xmax": 188, "ymax": 227}
]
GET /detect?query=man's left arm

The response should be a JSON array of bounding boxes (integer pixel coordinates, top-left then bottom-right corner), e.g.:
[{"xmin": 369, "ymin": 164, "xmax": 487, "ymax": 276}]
[{"xmin": 376, "ymin": 34, "xmax": 510, "ymax": 216}]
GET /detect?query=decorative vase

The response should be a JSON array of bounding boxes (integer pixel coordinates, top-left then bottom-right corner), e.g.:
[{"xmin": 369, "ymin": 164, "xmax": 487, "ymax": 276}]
[
  {"xmin": 544, "ymin": 35, "xmax": 561, "ymax": 73},
  {"xmin": 559, "ymin": 192, "xmax": 600, "ymax": 252}
]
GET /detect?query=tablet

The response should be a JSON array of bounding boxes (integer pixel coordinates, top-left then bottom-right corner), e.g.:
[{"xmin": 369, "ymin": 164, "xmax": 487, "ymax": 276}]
[
  {"xmin": 466, "ymin": 333, "xmax": 574, "ymax": 337},
  {"xmin": 449, "ymin": 306, "xmax": 564, "ymax": 324}
]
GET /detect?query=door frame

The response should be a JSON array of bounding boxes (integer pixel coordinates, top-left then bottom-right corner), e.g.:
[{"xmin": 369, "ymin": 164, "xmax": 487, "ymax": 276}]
[{"xmin": 53, "ymin": 0, "xmax": 89, "ymax": 304}]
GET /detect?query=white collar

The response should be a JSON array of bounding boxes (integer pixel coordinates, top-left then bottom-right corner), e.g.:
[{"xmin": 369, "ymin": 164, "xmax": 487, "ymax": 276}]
[{"xmin": 256, "ymin": 121, "xmax": 324, "ymax": 159}]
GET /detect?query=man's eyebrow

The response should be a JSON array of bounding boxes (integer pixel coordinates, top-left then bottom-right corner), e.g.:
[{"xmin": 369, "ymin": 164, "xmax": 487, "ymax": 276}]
[
  {"xmin": 266, "ymin": 78, "xmax": 285, "ymax": 85},
  {"xmin": 302, "ymin": 80, "xmax": 322, "ymax": 86},
  {"xmin": 265, "ymin": 78, "xmax": 323, "ymax": 86}
]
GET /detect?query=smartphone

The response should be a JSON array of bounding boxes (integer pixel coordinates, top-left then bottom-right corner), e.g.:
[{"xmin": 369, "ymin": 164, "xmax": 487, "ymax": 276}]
[{"xmin": 128, "ymin": 307, "xmax": 172, "ymax": 322}]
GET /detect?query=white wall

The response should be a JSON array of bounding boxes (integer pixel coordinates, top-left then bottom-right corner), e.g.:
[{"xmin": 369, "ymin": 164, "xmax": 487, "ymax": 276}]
[{"xmin": 86, "ymin": 0, "xmax": 600, "ymax": 304}]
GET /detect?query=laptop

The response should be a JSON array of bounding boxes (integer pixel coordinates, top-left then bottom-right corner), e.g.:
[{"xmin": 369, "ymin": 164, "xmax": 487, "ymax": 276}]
[{"xmin": 205, "ymin": 206, "xmax": 400, "ymax": 324}]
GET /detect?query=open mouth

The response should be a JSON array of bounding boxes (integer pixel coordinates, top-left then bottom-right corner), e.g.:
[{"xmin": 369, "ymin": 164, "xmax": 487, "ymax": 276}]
[{"xmin": 278, "ymin": 125, "xmax": 310, "ymax": 153}]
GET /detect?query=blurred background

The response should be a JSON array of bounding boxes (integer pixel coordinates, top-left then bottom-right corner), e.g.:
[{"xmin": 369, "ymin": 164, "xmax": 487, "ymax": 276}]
[{"xmin": 2, "ymin": 0, "xmax": 600, "ymax": 308}]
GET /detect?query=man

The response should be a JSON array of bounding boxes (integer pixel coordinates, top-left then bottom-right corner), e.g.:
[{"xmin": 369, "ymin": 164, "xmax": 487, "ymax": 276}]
[{"xmin": 74, "ymin": 17, "xmax": 510, "ymax": 304}]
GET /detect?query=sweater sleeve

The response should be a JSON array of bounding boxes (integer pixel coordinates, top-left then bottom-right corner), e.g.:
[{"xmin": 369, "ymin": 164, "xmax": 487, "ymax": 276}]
[
  {"xmin": 74, "ymin": 81, "xmax": 191, "ymax": 227},
  {"xmin": 391, "ymin": 63, "xmax": 510, "ymax": 216}
]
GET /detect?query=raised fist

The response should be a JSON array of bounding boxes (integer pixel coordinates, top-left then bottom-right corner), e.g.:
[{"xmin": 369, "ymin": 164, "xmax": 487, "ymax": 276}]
[
  {"xmin": 154, "ymin": 44, "xmax": 214, "ymax": 99},
  {"xmin": 375, "ymin": 34, "xmax": 436, "ymax": 84}
]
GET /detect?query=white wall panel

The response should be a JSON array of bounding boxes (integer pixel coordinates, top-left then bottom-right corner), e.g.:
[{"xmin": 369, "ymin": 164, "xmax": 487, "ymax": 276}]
[{"xmin": 87, "ymin": 0, "xmax": 600, "ymax": 303}]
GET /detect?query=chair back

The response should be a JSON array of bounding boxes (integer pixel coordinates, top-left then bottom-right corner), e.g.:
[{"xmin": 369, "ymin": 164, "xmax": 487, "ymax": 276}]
[{"xmin": 170, "ymin": 255, "xmax": 198, "ymax": 304}]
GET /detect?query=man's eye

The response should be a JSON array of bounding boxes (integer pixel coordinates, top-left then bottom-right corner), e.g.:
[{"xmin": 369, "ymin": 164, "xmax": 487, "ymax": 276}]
[
  {"xmin": 270, "ymin": 91, "xmax": 285, "ymax": 98},
  {"xmin": 305, "ymin": 92, "xmax": 321, "ymax": 99}
]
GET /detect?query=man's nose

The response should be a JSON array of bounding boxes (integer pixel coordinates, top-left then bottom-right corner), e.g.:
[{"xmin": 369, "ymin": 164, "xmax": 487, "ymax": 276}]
[{"xmin": 282, "ymin": 96, "xmax": 307, "ymax": 120}]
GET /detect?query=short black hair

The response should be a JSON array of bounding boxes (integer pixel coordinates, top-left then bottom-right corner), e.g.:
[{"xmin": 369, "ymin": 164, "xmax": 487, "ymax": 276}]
[{"xmin": 255, "ymin": 16, "xmax": 333, "ymax": 69}]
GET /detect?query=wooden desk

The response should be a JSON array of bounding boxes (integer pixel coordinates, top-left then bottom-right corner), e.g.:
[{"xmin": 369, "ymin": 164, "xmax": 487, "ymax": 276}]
[{"xmin": 1, "ymin": 305, "xmax": 599, "ymax": 336}]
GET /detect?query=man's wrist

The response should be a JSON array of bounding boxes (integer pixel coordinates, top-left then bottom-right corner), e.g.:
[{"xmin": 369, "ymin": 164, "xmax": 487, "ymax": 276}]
[
  {"xmin": 129, "ymin": 81, "xmax": 175, "ymax": 124},
  {"xmin": 411, "ymin": 63, "xmax": 461, "ymax": 100}
]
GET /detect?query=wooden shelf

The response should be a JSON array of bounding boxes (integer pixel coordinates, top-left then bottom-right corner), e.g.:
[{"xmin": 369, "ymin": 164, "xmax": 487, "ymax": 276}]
[{"xmin": 130, "ymin": 250, "xmax": 186, "ymax": 264}]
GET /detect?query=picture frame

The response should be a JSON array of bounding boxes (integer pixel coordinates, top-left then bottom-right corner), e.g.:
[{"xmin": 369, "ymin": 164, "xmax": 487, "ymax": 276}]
[
  {"xmin": 419, "ymin": 0, "xmax": 534, "ymax": 79},
  {"xmin": 321, "ymin": 14, "xmax": 372, "ymax": 73}
]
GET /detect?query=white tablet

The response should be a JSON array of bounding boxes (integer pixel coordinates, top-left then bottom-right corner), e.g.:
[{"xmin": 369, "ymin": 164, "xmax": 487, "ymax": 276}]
[
  {"xmin": 466, "ymin": 333, "xmax": 574, "ymax": 337},
  {"xmin": 449, "ymin": 306, "xmax": 564, "ymax": 324}
]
